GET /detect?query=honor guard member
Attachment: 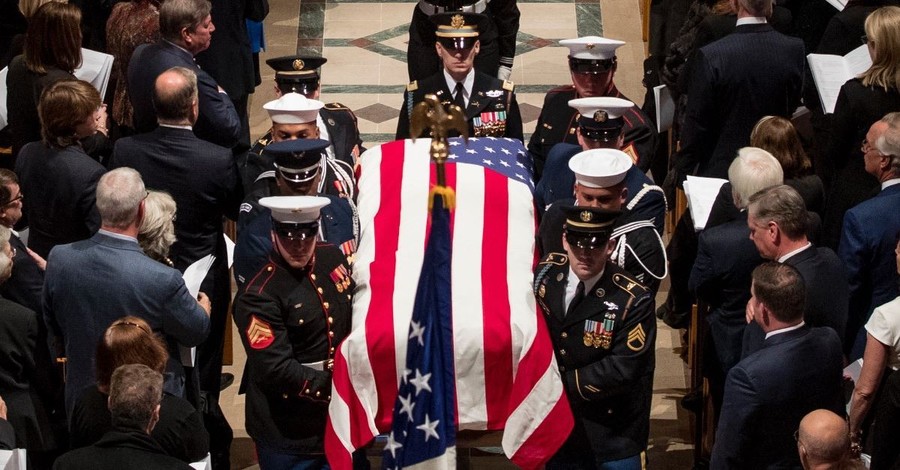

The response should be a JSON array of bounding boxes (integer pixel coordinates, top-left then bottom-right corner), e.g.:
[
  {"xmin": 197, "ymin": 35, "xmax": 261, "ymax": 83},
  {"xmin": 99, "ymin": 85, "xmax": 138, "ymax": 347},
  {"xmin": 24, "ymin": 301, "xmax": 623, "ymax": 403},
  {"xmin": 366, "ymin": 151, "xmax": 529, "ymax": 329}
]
[
  {"xmin": 534, "ymin": 205, "xmax": 655, "ymax": 469},
  {"xmin": 233, "ymin": 195, "xmax": 354, "ymax": 469},
  {"xmin": 235, "ymin": 139, "xmax": 357, "ymax": 287},
  {"xmin": 536, "ymin": 97, "xmax": 666, "ymax": 232},
  {"xmin": 247, "ymin": 92, "xmax": 357, "ymax": 201},
  {"xmin": 405, "ymin": 0, "xmax": 519, "ymax": 81},
  {"xmin": 528, "ymin": 36, "xmax": 658, "ymax": 180},
  {"xmin": 538, "ymin": 149, "xmax": 667, "ymax": 296},
  {"xmin": 395, "ymin": 12, "xmax": 524, "ymax": 141}
]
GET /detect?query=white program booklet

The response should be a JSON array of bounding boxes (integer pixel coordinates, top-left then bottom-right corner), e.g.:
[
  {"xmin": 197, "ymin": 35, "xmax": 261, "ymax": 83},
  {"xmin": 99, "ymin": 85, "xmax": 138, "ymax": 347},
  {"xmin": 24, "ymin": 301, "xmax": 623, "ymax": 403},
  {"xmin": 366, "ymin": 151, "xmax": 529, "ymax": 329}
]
[
  {"xmin": 654, "ymin": 84, "xmax": 675, "ymax": 133},
  {"xmin": 73, "ymin": 48, "xmax": 114, "ymax": 98},
  {"xmin": 825, "ymin": 0, "xmax": 847, "ymax": 11},
  {"xmin": 807, "ymin": 44, "xmax": 872, "ymax": 114},
  {"xmin": 180, "ymin": 254, "xmax": 215, "ymax": 366},
  {"xmin": 684, "ymin": 175, "xmax": 728, "ymax": 231}
]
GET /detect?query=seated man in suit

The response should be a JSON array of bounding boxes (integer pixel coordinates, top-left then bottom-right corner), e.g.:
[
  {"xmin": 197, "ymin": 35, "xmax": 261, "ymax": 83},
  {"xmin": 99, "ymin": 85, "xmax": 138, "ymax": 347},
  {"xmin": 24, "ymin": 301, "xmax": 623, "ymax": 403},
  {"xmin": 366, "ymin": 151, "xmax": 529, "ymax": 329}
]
[
  {"xmin": 839, "ymin": 112, "xmax": 900, "ymax": 358},
  {"xmin": 711, "ymin": 262, "xmax": 844, "ymax": 470},
  {"xmin": 528, "ymin": 36, "xmax": 657, "ymax": 179},
  {"xmin": 246, "ymin": 55, "xmax": 364, "ymax": 191},
  {"xmin": 535, "ymin": 97, "xmax": 666, "ymax": 232},
  {"xmin": 742, "ymin": 185, "xmax": 848, "ymax": 355},
  {"xmin": 53, "ymin": 364, "xmax": 193, "ymax": 470},
  {"xmin": 127, "ymin": 0, "xmax": 241, "ymax": 149},
  {"xmin": 395, "ymin": 12, "xmax": 523, "ymax": 141},
  {"xmin": 538, "ymin": 149, "xmax": 667, "ymax": 296}
]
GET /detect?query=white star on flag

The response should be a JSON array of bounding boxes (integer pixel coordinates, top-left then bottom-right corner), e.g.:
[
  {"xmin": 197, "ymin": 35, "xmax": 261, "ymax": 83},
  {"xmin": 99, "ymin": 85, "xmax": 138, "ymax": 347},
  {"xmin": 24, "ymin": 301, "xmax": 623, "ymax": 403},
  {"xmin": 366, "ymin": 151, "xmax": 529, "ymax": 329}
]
[
  {"xmin": 515, "ymin": 174, "xmax": 525, "ymax": 180},
  {"xmin": 410, "ymin": 369, "xmax": 432, "ymax": 395},
  {"xmin": 416, "ymin": 414, "xmax": 441, "ymax": 442},
  {"xmin": 484, "ymin": 147, "xmax": 495, "ymax": 153},
  {"xmin": 516, "ymin": 162, "xmax": 525, "ymax": 168},
  {"xmin": 483, "ymin": 159, "xmax": 494, "ymax": 166},
  {"xmin": 501, "ymin": 148, "xmax": 511, "ymax": 155},
  {"xmin": 398, "ymin": 394, "xmax": 415, "ymax": 422},
  {"xmin": 449, "ymin": 140, "xmax": 461, "ymax": 146},
  {"xmin": 466, "ymin": 149, "xmax": 477, "ymax": 154},
  {"xmin": 500, "ymin": 161, "xmax": 510, "ymax": 167},
  {"xmin": 385, "ymin": 432, "xmax": 403, "ymax": 458},
  {"xmin": 448, "ymin": 154, "xmax": 458, "ymax": 159},
  {"xmin": 409, "ymin": 320, "xmax": 425, "ymax": 346}
]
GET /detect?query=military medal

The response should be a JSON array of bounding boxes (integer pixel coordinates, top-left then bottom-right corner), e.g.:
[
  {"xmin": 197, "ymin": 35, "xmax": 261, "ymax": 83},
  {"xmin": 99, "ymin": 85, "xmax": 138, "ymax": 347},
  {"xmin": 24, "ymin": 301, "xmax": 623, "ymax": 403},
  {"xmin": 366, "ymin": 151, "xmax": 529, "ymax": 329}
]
[
  {"xmin": 599, "ymin": 312, "xmax": 616, "ymax": 349},
  {"xmin": 473, "ymin": 111, "xmax": 507, "ymax": 137},
  {"xmin": 584, "ymin": 319, "xmax": 602, "ymax": 347}
]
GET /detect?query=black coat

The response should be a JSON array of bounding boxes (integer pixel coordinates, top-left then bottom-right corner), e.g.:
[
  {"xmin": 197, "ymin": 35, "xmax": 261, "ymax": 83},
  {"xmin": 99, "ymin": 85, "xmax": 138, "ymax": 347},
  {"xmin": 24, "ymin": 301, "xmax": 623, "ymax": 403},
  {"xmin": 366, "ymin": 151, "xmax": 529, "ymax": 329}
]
[
  {"xmin": 5, "ymin": 57, "xmax": 73, "ymax": 160},
  {"xmin": 0, "ymin": 234, "xmax": 43, "ymax": 313},
  {"xmin": 534, "ymin": 255, "xmax": 655, "ymax": 463},
  {"xmin": 395, "ymin": 71, "xmax": 523, "ymax": 141},
  {"xmin": 53, "ymin": 429, "xmax": 194, "ymax": 470}
]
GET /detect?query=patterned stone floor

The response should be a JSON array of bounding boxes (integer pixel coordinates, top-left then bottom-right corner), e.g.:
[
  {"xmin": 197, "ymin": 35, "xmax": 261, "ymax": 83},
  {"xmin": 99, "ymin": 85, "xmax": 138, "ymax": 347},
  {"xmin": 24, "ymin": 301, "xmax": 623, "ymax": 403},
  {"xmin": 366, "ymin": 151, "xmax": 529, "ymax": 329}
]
[{"xmin": 228, "ymin": 0, "xmax": 693, "ymax": 467}]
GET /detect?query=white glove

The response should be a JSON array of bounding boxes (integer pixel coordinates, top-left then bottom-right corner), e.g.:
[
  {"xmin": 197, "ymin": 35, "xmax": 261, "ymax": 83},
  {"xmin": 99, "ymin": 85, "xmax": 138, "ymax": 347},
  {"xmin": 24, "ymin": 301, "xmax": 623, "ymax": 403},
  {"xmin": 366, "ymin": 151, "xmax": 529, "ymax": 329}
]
[{"xmin": 497, "ymin": 65, "xmax": 512, "ymax": 81}]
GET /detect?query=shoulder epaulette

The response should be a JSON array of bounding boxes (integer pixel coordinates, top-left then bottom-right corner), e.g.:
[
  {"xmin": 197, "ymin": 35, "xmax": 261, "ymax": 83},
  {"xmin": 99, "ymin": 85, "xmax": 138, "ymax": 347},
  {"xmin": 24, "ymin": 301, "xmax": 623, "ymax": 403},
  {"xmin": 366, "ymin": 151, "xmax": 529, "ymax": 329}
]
[
  {"xmin": 539, "ymin": 252, "xmax": 567, "ymax": 266},
  {"xmin": 324, "ymin": 102, "xmax": 350, "ymax": 110},
  {"xmin": 502, "ymin": 80, "xmax": 514, "ymax": 91},
  {"xmin": 407, "ymin": 81, "xmax": 418, "ymax": 92},
  {"xmin": 612, "ymin": 272, "xmax": 648, "ymax": 297}
]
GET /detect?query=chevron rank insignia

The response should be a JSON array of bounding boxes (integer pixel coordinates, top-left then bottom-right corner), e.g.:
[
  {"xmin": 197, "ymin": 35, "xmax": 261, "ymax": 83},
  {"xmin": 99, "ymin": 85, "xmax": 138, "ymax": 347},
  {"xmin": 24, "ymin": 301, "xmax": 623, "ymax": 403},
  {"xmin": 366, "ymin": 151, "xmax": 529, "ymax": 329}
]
[
  {"xmin": 627, "ymin": 324, "xmax": 646, "ymax": 352},
  {"xmin": 622, "ymin": 143, "xmax": 638, "ymax": 164},
  {"xmin": 247, "ymin": 315, "xmax": 275, "ymax": 350}
]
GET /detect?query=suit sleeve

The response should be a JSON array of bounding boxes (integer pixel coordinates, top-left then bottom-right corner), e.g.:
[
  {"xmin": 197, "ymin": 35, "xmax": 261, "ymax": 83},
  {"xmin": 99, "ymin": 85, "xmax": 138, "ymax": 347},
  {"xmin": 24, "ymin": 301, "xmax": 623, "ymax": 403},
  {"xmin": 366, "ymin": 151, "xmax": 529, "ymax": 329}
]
[
  {"xmin": 162, "ymin": 273, "xmax": 211, "ymax": 347},
  {"xmin": 711, "ymin": 365, "xmax": 760, "ymax": 469},
  {"xmin": 505, "ymin": 91, "xmax": 524, "ymax": 141},
  {"xmin": 217, "ymin": 151, "xmax": 244, "ymax": 221},
  {"xmin": 79, "ymin": 168, "xmax": 104, "ymax": 236},
  {"xmin": 527, "ymin": 93, "xmax": 553, "ymax": 179},
  {"xmin": 193, "ymin": 71, "xmax": 242, "ymax": 149},
  {"xmin": 0, "ymin": 419, "xmax": 14, "ymax": 450},
  {"xmin": 488, "ymin": 0, "xmax": 520, "ymax": 69},
  {"xmin": 837, "ymin": 209, "xmax": 869, "ymax": 321},
  {"xmin": 675, "ymin": 48, "xmax": 717, "ymax": 176},
  {"xmin": 564, "ymin": 293, "xmax": 656, "ymax": 401},
  {"xmin": 824, "ymin": 84, "xmax": 857, "ymax": 185},
  {"xmin": 233, "ymin": 289, "xmax": 332, "ymax": 398},
  {"xmin": 152, "ymin": 400, "xmax": 210, "ymax": 462},
  {"xmin": 689, "ymin": 231, "xmax": 716, "ymax": 296}
]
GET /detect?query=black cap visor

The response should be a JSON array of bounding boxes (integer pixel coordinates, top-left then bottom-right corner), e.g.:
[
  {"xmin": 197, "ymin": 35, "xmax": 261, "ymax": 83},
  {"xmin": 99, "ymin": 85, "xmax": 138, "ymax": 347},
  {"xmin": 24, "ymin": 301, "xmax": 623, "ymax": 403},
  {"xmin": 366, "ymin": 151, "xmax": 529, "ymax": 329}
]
[
  {"xmin": 564, "ymin": 229, "xmax": 611, "ymax": 250},
  {"xmin": 569, "ymin": 57, "xmax": 616, "ymax": 74},
  {"xmin": 273, "ymin": 223, "xmax": 319, "ymax": 241},
  {"xmin": 437, "ymin": 36, "xmax": 476, "ymax": 50}
]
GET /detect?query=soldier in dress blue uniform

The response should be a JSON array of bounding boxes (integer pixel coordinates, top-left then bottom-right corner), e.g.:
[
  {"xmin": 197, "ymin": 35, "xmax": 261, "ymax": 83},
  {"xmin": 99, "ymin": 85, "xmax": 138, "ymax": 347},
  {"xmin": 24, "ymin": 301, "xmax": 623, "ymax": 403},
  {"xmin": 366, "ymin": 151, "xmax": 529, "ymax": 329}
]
[
  {"xmin": 234, "ymin": 139, "xmax": 357, "ymax": 287},
  {"xmin": 233, "ymin": 196, "xmax": 354, "ymax": 469},
  {"xmin": 395, "ymin": 12, "xmax": 523, "ymax": 141},
  {"xmin": 528, "ymin": 37, "xmax": 658, "ymax": 180},
  {"xmin": 534, "ymin": 205, "xmax": 656, "ymax": 469}
]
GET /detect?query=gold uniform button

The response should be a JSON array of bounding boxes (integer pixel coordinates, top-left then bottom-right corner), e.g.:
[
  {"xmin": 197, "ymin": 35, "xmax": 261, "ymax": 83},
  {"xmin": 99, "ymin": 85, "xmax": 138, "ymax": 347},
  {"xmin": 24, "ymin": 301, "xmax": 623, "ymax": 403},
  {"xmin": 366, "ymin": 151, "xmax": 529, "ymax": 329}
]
[
  {"xmin": 304, "ymin": 388, "xmax": 310, "ymax": 394},
  {"xmin": 266, "ymin": 266, "xmax": 273, "ymax": 272},
  {"xmin": 323, "ymin": 302, "xmax": 330, "ymax": 309},
  {"xmin": 346, "ymin": 294, "xmax": 351, "ymax": 300},
  {"xmin": 317, "ymin": 287, "xmax": 324, "ymax": 294},
  {"xmin": 328, "ymin": 331, "xmax": 335, "ymax": 338},
  {"xmin": 560, "ymin": 349, "xmax": 567, "ymax": 356},
  {"xmin": 311, "ymin": 274, "xmax": 317, "ymax": 281},
  {"xmin": 315, "ymin": 391, "xmax": 321, "ymax": 397},
  {"xmin": 282, "ymin": 393, "xmax": 288, "ymax": 399},
  {"xmin": 298, "ymin": 319, "xmax": 304, "ymax": 325},
  {"xmin": 330, "ymin": 347, "xmax": 335, "ymax": 353},
  {"xmin": 561, "ymin": 332, "xmax": 568, "ymax": 339},
  {"xmin": 328, "ymin": 316, "xmax": 334, "ymax": 324}
]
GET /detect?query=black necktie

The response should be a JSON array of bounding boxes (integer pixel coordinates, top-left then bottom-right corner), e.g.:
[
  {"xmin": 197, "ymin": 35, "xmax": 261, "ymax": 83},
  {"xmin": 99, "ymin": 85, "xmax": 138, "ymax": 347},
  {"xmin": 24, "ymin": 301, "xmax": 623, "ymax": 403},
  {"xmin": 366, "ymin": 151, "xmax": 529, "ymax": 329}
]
[
  {"xmin": 567, "ymin": 281, "xmax": 585, "ymax": 316},
  {"xmin": 453, "ymin": 82, "xmax": 465, "ymax": 109}
]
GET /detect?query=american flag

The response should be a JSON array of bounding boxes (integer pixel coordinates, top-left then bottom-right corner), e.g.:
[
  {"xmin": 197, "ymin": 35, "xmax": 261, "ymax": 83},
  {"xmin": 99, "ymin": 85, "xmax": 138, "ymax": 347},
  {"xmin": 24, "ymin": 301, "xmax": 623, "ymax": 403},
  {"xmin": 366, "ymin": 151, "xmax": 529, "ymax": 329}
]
[{"xmin": 325, "ymin": 137, "xmax": 573, "ymax": 469}]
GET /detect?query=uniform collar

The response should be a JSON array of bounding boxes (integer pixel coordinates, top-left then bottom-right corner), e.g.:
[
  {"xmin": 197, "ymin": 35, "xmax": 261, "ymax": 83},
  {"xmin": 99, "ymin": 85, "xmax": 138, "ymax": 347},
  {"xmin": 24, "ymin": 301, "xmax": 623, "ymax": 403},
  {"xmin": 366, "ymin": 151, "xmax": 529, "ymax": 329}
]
[{"xmin": 443, "ymin": 68, "xmax": 475, "ymax": 107}]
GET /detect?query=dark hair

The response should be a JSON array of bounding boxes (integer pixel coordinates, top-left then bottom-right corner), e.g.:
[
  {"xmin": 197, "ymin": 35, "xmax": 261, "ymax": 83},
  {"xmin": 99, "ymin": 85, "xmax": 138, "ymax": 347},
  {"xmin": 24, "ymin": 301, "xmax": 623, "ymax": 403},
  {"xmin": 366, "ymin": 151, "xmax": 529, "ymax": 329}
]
[
  {"xmin": 159, "ymin": 0, "xmax": 212, "ymax": 42},
  {"xmin": 109, "ymin": 364, "xmax": 163, "ymax": 431},
  {"xmin": 748, "ymin": 185, "xmax": 809, "ymax": 240},
  {"xmin": 23, "ymin": 2, "xmax": 82, "ymax": 74},
  {"xmin": 0, "ymin": 170, "xmax": 18, "ymax": 206},
  {"xmin": 153, "ymin": 67, "xmax": 198, "ymax": 122},
  {"xmin": 750, "ymin": 116, "xmax": 812, "ymax": 178},
  {"xmin": 38, "ymin": 80, "xmax": 101, "ymax": 148},
  {"xmin": 95, "ymin": 316, "xmax": 168, "ymax": 390},
  {"xmin": 751, "ymin": 262, "xmax": 807, "ymax": 323}
]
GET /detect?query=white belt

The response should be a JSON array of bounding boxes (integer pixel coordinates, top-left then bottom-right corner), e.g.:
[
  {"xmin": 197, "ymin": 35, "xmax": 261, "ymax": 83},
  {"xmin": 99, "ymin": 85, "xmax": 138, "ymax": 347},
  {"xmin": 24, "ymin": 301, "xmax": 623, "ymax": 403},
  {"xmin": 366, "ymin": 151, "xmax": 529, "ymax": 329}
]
[
  {"xmin": 302, "ymin": 360, "xmax": 326, "ymax": 371},
  {"xmin": 418, "ymin": 0, "xmax": 488, "ymax": 16}
]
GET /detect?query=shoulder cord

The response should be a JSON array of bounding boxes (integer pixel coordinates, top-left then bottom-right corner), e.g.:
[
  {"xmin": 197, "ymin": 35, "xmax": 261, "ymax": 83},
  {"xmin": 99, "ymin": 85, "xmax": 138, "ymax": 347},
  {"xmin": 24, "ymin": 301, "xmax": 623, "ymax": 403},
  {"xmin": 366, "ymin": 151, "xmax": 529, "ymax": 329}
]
[
  {"xmin": 626, "ymin": 184, "xmax": 668, "ymax": 212},
  {"xmin": 611, "ymin": 220, "xmax": 669, "ymax": 281}
]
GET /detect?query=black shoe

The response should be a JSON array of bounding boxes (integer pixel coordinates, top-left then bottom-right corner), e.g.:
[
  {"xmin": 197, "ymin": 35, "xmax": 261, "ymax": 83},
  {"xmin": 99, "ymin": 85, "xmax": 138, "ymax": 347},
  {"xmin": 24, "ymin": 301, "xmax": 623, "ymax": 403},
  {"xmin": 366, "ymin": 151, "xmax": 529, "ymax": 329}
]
[
  {"xmin": 219, "ymin": 373, "xmax": 235, "ymax": 391},
  {"xmin": 680, "ymin": 389, "xmax": 702, "ymax": 413}
]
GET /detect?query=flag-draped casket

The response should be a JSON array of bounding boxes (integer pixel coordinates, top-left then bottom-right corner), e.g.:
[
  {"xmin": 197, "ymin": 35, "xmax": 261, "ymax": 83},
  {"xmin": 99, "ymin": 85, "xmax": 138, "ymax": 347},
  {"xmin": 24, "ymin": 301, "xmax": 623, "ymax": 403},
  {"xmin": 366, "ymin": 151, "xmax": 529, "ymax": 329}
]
[{"xmin": 325, "ymin": 137, "xmax": 573, "ymax": 469}]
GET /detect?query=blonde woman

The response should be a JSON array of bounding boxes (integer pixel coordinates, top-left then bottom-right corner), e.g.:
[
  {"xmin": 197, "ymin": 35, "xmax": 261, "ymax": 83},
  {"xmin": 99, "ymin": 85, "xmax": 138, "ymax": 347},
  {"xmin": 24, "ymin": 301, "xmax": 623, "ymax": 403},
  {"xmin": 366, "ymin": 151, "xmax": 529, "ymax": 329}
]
[{"xmin": 138, "ymin": 190, "xmax": 177, "ymax": 267}]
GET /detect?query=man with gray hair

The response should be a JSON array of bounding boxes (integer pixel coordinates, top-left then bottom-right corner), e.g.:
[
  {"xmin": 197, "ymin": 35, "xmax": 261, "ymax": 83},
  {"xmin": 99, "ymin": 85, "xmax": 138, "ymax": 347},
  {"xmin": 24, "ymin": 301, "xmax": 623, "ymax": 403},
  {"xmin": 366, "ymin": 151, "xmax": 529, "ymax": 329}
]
[
  {"xmin": 53, "ymin": 364, "xmax": 194, "ymax": 469},
  {"xmin": 741, "ymin": 184, "xmax": 848, "ymax": 356},
  {"xmin": 127, "ymin": 0, "xmax": 241, "ymax": 148},
  {"xmin": 43, "ymin": 168, "xmax": 211, "ymax": 418},
  {"xmin": 839, "ymin": 112, "xmax": 900, "ymax": 358},
  {"xmin": 689, "ymin": 147, "xmax": 783, "ymax": 420}
]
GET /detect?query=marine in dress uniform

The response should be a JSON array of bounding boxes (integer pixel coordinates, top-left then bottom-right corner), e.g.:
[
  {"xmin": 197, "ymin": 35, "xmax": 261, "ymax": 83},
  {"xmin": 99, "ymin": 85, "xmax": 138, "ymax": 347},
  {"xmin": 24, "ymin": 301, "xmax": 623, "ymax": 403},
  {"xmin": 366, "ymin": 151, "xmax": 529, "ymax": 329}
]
[
  {"xmin": 235, "ymin": 140, "xmax": 357, "ymax": 287},
  {"xmin": 395, "ymin": 12, "xmax": 523, "ymax": 141},
  {"xmin": 538, "ymin": 149, "xmax": 667, "ymax": 296},
  {"xmin": 233, "ymin": 196, "xmax": 354, "ymax": 468},
  {"xmin": 534, "ymin": 205, "xmax": 656, "ymax": 469},
  {"xmin": 405, "ymin": 0, "xmax": 519, "ymax": 81},
  {"xmin": 246, "ymin": 56, "xmax": 362, "ymax": 199},
  {"xmin": 528, "ymin": 37, "xmax": 658, "ymax": 180},
  {"xmin": 535, "ymin": 97, "xmax": 667, "ymax": 233}
]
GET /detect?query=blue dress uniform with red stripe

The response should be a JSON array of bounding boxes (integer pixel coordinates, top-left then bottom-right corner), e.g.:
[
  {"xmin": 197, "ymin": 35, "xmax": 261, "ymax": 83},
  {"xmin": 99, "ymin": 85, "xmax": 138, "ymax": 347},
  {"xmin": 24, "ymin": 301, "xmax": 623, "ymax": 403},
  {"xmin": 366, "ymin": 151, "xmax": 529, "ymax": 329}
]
[
  {"xmin": 534, "ymin": 206, "xmax": 656, "ymax": 468},
  {"xmin": 233, "ymin": 197, "xmax": 354, "ymax": 463}
]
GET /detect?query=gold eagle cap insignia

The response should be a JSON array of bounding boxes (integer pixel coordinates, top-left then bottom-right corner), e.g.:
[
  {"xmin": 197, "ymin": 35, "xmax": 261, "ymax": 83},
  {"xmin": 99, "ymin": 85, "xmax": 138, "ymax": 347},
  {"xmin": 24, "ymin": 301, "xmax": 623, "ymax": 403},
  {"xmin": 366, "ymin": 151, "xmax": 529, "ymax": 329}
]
[
  {"xmin": 292, "ymin": 59, "xmax": 305, "ymax": 70},
  {"xmin": 585, "ymin": 43, "xmax": 596, "ymax": 50},
  {"xmin": 594, "ymin": 110, "xmax": 608, "ymax": 123},
  {"xmin": 451, "ymin": 14, "xmax": 465, "ymax": 28},
  {"xmin": 580, "ymin": 210, "xmax": 592, "ymax": 222}
]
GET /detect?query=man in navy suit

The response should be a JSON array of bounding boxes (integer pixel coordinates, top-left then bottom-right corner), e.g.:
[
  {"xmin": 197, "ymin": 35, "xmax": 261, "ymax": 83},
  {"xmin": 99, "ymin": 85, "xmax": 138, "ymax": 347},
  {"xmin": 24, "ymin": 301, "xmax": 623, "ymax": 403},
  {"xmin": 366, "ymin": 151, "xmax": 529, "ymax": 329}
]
[
  {"xmin": 673, "ymin": 0, "xmax": 804, "ymax": 180},
  {"xmin": 742, "ymin": 185, "xmax": 849, "ymax": 355},
  {"xmin": 711, "ymin": 262, "xmax": 844, "ymax": 470},
  {"xmin": 127, "ymin": 0, "xmax": 241, "ymax": 149},
  {"xmin": 43, "ymin": 168, "xmax": 211, "ymax": 417},
  {"xmin": 839, "ymin": 112, "xmax": 900, "ymax": 357}
]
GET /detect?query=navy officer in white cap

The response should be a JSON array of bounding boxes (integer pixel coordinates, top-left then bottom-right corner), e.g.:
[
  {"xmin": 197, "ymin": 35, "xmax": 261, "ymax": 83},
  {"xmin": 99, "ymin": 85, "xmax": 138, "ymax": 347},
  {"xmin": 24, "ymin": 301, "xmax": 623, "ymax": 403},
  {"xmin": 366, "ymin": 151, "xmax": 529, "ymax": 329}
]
[
  {"xmin": 234, "ymin": 139, "xmax": 357, "ymax": 288},
  {"xmin": 536, "ymin": 97, "xmax": 666, "ymax": 233},
  {"xmin": 245, "ymin": 92, "xmax": 357, "ymax": 201},
  {"xmin": 233, "ymin": 195, "xmax": 355, "ymax": 469},
  {"xmin": 537, "ymin": 148, "xmax": 667, "ymax": 296},
  {"xmin": 528, "ymin": 36, "xmax": 657, "ymax": 181},
  {"xmin": 533, "ymin": 204, "xmax": 655, "ymax": 469}
]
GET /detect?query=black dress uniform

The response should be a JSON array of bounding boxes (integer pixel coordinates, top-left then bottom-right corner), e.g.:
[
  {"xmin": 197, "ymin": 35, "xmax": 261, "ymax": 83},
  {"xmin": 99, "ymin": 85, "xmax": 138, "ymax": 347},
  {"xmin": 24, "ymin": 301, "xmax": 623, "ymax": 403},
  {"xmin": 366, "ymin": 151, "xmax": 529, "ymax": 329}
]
[
  {"xmin": 406, "ymin": 0, "xmax": 519, "ymax": 81},
  {"xmin": 234, "ymin": 244, "xmax": 353, "ymax": 453},
  {"xmin": 528, "ymin": 85, "xmax": 657, "ymax": 179},
  {"xmin": 395, "ymin": 71, "xmax": 524, "ymax": 141},
  {"xmin": 535, "ymin": 254, "xmax": 656, "ymax": 465}
]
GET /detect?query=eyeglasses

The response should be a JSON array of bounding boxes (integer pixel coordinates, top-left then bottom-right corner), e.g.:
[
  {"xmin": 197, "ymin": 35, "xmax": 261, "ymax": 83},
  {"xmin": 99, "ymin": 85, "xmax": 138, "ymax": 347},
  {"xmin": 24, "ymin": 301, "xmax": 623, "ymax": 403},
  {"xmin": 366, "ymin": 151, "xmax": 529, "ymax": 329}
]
[
  {"xmin": 861, "ymin": 139, "xmax": 880, "ymax": 154},
  {"xmin": 2, "ymin": 193, "xmax": 23, "ymax": 207}
]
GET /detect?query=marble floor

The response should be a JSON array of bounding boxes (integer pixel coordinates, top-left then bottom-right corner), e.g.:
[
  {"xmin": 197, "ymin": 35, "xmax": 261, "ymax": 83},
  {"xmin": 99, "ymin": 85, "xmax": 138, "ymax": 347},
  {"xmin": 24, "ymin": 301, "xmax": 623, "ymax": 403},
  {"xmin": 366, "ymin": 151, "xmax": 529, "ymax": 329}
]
[{"xmin": 227, "ymin": 0, "xmax": 693, "ymax": 467}]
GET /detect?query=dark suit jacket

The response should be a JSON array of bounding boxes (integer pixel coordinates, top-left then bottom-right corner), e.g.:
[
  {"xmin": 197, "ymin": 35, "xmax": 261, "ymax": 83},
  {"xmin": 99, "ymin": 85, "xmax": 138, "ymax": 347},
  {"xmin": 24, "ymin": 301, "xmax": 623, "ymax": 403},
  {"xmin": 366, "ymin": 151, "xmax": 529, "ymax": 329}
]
[
  {"xmin": 43, "ymin": 231, "xmax": 210, "ymax": 416},
  {"xmin": 711, "ymin": 326, "xmax": 844, "ymax": 470},
  {"xmin": 127, "ymin": 41, "xmax": 241, "ymax": 148},
  {"xmin": 5, "ymin": 56, "xmax": 74, "ymax": 160},
  {"xmin": 53, "ymin": 429, "xmax": 194, "ymax": 470},
  {"xmin": 0, "ymin": 419, "xmax": 13, "ymax": 450},
  {"xmin": 690, "ymin": 213, "xmax": 765, "ymax": 373},
  {"xmin": 395, "ymin": 70, "xmax": 523, "ymax": 141},
  {"xmin": 194, "ymin": 0, "xmax": 261, "ymax": 100},
  {"xmin": 677, "ymin": 24, "xmax": 805, "ymax": 179},
  {"xmin": 0, "ymin": 234, "xmax": 43, "ymax": 313},
  {"xmin": 14, "ymin": 142, "xmax": 105, "ymax": 259}
]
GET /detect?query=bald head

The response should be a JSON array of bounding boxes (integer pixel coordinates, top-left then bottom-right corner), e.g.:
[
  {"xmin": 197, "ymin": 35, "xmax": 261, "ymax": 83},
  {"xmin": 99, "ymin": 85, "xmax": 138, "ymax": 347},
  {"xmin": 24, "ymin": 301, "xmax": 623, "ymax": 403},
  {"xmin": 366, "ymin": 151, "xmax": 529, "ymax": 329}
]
[
  {"xmin": 153, "ymin": 66, "xmax": 198, "ymax": 125},
  {"xmin": 798, "ymin": 410, "xmax": 850, "ymax": 468}
]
